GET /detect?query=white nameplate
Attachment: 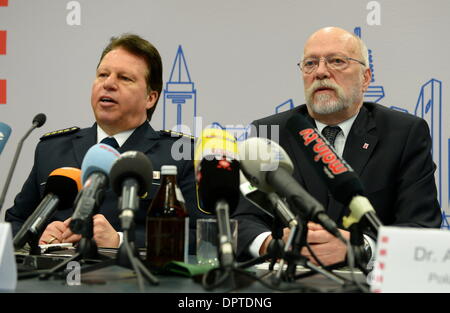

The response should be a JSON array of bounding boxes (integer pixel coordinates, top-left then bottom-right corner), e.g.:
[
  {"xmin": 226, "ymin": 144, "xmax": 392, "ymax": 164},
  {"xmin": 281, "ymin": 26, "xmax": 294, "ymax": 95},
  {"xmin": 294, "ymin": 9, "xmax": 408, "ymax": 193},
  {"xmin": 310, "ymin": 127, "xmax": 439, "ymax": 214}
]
[
  {"xmin": 370, "ymin": 226, "xmax": 450, "ymax": 293},
  {"xmin": 0, "ymin": 223, "xmax": 17, "ymax": 291}
]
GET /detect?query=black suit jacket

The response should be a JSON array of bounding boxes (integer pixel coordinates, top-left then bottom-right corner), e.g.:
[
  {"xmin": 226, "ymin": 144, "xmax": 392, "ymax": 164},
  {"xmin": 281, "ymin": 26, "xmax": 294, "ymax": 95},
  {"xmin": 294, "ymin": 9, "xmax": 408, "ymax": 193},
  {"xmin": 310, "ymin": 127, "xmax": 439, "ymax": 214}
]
[
  {"xmin": 232, "ymin": 102, "xmax": 442, "ymax": 261},
  {"xmin": 5, "ymin": 121, "xmax": 209, "ymax": 253}
]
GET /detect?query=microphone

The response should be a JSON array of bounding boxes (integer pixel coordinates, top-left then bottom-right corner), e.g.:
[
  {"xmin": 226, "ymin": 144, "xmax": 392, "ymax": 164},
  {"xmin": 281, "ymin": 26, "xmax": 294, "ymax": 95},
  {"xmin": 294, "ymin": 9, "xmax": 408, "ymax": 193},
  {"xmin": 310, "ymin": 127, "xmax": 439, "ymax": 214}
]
[
  {"xmin": 0, "ymin": 113, "xmax": 47, "ymax": 211},
  {"xmin": 69, "ymin": 143, "xmax": 120, "ymax": 235},
  {"xmin": 238, "ymin": 137, "xmax": 343, "ymax": 241},
  {"xmin": 194, "ymin": 128, "xmax": 240, "ymax": 269},
  {"xmin": 32, "ymin": 113, "xmax": 46, "ymax": 128},
  {"xmin": 285, "ymin": 114, "xmax": 382, "ymax": 233},
  {"xmin": 239, "ymin": 171, "xmax": 274, "ymax": 218},
  {"xmin": 109, "ymin": 151, "xmax": 153, "ymax": 231},
  {"xmin": 13, "ymin": 167, "xmax": 82, "ymax": 249},
  {"xmin": 240, "ymin": 171, "xmax": 299, "ymax": 229},
  {"xmin": 0, "ymin": 122, "xmax": 12, "ymax": 155}
]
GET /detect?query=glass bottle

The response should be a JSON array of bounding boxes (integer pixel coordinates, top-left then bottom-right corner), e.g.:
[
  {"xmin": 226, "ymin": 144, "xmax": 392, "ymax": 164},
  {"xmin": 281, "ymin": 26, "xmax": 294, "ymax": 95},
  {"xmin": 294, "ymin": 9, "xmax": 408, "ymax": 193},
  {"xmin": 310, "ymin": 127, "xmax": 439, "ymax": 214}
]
[{"xmin": 145, "ymin": 165, "xmax": 189, "ymax": 268}]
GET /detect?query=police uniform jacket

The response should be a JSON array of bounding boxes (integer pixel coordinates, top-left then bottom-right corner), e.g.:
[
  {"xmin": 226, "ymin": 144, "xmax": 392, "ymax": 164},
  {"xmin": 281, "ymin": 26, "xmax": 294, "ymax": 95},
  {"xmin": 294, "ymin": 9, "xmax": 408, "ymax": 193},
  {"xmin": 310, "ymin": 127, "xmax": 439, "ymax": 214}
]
[{"xmin": 5, "ymin": 121, "xmax": 208, "ymax": 252}]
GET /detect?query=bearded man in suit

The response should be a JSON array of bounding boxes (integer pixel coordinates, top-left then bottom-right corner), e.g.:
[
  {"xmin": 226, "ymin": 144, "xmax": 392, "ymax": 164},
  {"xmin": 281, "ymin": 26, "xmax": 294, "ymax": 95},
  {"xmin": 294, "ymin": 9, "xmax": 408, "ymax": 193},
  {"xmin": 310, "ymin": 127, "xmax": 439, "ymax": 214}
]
[{"xmin": 233, "ymin": 26, "xmax": 442, "ymax": 267}]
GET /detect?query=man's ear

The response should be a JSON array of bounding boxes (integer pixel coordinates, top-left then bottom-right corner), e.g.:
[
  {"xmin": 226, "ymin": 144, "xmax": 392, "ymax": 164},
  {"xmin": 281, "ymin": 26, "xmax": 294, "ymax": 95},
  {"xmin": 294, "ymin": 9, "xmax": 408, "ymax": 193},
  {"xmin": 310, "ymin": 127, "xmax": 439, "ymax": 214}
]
[
  {"xmin": 362, "ymin": 67, "xmax": 372, "ymax": 93},
  {"xmin": 146, "ymin": 90, "xmax": 159, "ymax": 110}
]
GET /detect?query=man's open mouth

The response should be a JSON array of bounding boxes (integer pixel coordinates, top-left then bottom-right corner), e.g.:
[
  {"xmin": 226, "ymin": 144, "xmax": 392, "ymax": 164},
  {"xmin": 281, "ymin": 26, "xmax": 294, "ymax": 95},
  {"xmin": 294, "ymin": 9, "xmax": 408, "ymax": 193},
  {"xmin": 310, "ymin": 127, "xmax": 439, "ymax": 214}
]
[{"xmin": 99, "ymin": 97, "xmax": 117, "ymax": 104}]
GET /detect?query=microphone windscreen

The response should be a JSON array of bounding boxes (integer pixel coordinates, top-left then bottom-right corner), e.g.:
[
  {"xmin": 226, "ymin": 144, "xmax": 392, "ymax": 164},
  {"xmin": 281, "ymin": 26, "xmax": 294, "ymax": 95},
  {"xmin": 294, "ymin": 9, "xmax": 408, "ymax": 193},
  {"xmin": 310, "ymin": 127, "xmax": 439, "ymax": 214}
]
[
  {"xmin": 44, "ymin": 167, "xmax": 82, "ymax": 209},
  {"xmin": 194, "ymin": 128, "xmax": 240, "ymax": 214},
  {"xmin": 0, "ymin": 122, "xmax": 12, "ymax": 154},
  {"xmin": 194, "ymin": 128, "xmax": 238, "ymax": 170},
  {"xmin": 32, "ymin": 113, "xmax": 46, "ymax": 128},
  {"xmin": 238, "ymin": 137, "xmax": 294, "ymax": 193},
  {"xmin": 110, "ymin": 151, "xmax": 153, "ymax": 197},
  {"xmin": 81, "ymin": 143, "xmax": 120, "ymax": 184},
  {"xmin": 286, "ymin": 114, "xmax": 364, "ymax": 204}
]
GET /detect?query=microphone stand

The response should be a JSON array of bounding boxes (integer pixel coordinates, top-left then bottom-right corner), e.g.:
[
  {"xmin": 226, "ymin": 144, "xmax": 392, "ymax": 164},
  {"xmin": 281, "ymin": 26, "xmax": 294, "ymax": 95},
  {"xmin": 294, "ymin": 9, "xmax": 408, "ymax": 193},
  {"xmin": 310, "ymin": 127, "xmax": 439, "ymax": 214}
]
[
  {"xmin": 237, "ymin": 214, "xmax": 286, "ymax": 270},
  {"xmin": 277, "ymin": 217, "xmax": 346, "ymax": 286},
  {"xmin": 348, "ymin": 224, "xmax": 370, "ymax": 276},
  {"xmin": 24, "ymin": 233, "xmax": 42, "ymax": 256},
  {"xmin": 73, "ymin": 208, "xmax": 159, "ymax": 291},
  {"xmin": 202, "ymin": 199, "xmax": 256, "ymax": 292}
]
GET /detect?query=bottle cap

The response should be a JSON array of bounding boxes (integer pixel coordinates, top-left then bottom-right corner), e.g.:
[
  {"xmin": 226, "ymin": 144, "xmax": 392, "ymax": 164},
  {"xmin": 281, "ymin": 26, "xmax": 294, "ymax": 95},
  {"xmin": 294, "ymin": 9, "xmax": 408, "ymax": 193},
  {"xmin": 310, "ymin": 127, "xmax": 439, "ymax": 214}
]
[{"xmin": 161, "ymin": 165, "xmax": 177, "ymax": 176}]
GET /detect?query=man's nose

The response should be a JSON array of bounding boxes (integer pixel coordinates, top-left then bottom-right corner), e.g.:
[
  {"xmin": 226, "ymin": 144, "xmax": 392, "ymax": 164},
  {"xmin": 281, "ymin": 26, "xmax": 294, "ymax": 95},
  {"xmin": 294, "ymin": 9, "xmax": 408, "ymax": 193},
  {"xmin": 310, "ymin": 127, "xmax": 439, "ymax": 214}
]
[
  {"xmin": 103, "ymin": 74, "xmax": 118, "ymax": 90},
  {"xmin": 314, "ymin": 59, "xmax": 330, "ymax": 80}
]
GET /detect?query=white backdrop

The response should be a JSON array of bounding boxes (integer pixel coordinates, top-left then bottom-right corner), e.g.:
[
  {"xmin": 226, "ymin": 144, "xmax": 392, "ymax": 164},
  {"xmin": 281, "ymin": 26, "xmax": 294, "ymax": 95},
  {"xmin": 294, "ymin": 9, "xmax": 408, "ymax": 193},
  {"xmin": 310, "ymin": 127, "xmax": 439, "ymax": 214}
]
[{"xmin": 0, "ymin": 0, "xmax": 449, "ymax": 226}]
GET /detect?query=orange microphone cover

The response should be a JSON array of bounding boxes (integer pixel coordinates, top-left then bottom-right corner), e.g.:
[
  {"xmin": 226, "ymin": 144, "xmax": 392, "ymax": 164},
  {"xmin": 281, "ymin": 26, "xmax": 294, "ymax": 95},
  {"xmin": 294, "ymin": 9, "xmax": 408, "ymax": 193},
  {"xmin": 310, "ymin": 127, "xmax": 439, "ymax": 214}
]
[{"xmin": 45, "ymin": 167, "xmax": 82, "ymax": 209}]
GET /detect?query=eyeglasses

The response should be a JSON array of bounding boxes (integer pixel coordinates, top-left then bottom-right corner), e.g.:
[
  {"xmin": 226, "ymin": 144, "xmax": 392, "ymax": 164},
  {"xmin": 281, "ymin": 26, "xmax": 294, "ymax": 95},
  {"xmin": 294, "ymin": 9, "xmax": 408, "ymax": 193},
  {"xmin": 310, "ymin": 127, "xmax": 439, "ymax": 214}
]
[{"xmin": 298, "ymin": 55, "xmax": 366, "ymax": 74}]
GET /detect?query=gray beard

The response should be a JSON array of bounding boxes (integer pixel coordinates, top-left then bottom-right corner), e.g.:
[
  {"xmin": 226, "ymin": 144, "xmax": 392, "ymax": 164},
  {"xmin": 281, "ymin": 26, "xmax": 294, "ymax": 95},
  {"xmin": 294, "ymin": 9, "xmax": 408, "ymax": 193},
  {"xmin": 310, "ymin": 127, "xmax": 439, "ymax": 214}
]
[{"xmin": 307, "ymin": 93, "xmax": 350, "ymax": 114}]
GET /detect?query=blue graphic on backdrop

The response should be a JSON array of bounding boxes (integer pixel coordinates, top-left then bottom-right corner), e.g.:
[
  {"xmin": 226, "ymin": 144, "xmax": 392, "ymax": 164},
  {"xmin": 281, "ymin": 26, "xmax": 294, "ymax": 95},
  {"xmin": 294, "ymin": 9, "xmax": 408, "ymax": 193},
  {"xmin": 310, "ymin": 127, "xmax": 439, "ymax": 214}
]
[
  {"xmin": 390, "ymin": 79, "xmax": 447, "ymax": 228},
  {"xmin": 211, "ymin": 122, "xmax": 250, "ymax": 142},
  {"xmin": 211, "ymin": 99, "xmax": 295, "ymax": 141},
  {"xmin": 415, "ymin": 79, "xmax": 443, "ymax": 207},
  {"xmin": 444, "ymin": 137, "xmax": 450, "ymax": 229},
  {"xmin": 275, "ymin": 99, "xmax": 294, "ymax": 113},
  {"xmin": 354, "ymin": 27, "xmax": 385, "ymax": 103},
  {"xmin": 163, "ymin": 45, "xmax": 197, "ymax": 136},
  {"xmin": 415, "ymin": 79, "xmax": 448, "ymax": 228}
]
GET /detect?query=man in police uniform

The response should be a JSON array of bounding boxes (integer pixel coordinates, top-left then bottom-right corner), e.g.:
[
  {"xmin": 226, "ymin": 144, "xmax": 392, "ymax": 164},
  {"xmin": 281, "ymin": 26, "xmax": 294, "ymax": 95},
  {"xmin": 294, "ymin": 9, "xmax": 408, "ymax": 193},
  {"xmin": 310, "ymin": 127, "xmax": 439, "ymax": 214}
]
[{"xmin": 6, "ymin": 34, "xmax": 207, "ymax": 251}]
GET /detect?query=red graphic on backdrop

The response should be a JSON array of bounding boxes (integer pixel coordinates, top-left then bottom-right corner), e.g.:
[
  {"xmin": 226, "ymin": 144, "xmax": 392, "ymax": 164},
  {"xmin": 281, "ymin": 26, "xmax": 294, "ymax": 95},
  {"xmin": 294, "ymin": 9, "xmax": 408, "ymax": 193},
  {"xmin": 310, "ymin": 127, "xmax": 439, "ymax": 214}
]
[
  {"xmin": 0, "ymin": 80, "xmax": 6, "ymax": 104},
  {"xmin": 0, "ymin": 2, "xmax": 8, "ymax": 104},
  {"xmin": 0, "ymin": 31, "xmax": 6, "ymax": 55}
]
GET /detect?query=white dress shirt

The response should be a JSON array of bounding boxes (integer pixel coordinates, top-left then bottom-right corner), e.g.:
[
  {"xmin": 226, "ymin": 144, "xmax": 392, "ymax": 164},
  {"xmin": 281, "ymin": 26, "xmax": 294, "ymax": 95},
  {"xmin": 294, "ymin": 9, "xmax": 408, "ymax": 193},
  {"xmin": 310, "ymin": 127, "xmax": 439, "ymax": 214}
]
[{"xmin": 96, "ymin": 125, "xmax": 136, "ymax": 247}]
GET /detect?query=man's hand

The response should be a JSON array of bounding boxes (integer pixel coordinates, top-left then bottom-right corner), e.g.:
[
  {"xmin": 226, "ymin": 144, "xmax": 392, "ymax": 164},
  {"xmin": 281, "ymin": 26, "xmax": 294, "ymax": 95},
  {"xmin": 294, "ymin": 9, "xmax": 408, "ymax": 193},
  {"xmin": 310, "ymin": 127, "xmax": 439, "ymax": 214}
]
[
  {"xmin": 258, "ymin": 222, "xmax": 349, "ymax": 266},
  {"xmin": 39, "ymin": 215, "xmax": 119, "ymax": 248},
  {"xmin": 39, "ymin": 221, "xmax": 66, "ymax": 244},
  {"xmin": 61, "ymin": 218, "xmax": 82, "ymax": 243},
  {"xmin": 301, "ymin": 222, "xmax": 349, "ymax": 266},
  {"xmin": 92, "ymin": 214, "xmax": 120, "ymax": 248},
  {"xmin": 39, "ymin": 218, "xmax": 81, "ymax": 245},
  {"xmin": 259, "ymin": 227, "xmax": 291, "ymax": 256}
]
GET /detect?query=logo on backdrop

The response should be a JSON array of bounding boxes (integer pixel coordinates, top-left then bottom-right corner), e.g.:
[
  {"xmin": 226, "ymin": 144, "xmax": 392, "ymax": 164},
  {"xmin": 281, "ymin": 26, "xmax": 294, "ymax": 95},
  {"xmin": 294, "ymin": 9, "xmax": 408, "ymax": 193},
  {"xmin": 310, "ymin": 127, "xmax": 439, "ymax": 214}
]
[
  {"xmin": 391, "ymin": 78, "xmax": 447, "ymax": 227},
  {"xmin": 354, "ymin": 27, "xmax": 385, "ymax": 103},
  {"xmin": 163, "ymin": 45, "xmax": 197, "ymax": 136}
]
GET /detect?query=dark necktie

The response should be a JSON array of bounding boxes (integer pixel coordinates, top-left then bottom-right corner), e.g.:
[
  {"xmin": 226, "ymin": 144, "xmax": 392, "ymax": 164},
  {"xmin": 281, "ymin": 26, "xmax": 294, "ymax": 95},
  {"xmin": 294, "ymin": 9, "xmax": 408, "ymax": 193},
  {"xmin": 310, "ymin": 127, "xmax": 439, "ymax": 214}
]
[
  {"xmin": 100, "ymin": 136, "xmax": 119, "ymax": 150},
  {"xmin": 321, "ymin": 126, "xmax": 341, "ymax": 147}
]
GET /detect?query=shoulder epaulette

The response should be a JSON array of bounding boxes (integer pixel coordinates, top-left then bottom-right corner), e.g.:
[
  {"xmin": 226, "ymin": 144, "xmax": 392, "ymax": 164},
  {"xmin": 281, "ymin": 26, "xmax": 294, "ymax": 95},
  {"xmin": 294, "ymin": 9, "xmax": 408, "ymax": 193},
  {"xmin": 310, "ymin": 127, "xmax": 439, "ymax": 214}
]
[
  {"xmin": 40, "ymin": 126, "xmax": 80, "ymax": 141},
  {"xmin": 160, "ymin": 130, "xmax": 195, "ymax": 140}
]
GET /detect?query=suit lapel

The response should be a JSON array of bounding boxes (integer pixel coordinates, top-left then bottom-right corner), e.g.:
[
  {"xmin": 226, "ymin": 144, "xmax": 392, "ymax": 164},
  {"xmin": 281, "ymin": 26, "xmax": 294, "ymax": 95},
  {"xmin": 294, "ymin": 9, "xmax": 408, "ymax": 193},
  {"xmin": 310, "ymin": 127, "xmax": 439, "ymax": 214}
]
[
  {"xmin": 343, "ymin": 105, "xmax": 378, "ymax": 176},
  {"xmin": 119, "ymin": 121, "xmax": 160, "ymax": 154},
  {"xmin": 72, "ymin": 125, "xmax": 97, "ymax": 166},
  {"xmin": 330, "ymin": 105, "xmax": 378, "ymax": 224}
]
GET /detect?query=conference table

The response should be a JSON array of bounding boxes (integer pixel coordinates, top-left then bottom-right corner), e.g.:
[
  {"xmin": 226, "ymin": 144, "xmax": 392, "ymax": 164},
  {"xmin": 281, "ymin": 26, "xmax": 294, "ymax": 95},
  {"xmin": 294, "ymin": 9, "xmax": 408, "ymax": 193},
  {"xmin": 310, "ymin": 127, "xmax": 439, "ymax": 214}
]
[{"xmin": 11, "ymin": 245, "xmax": 367, "ymax": 294}]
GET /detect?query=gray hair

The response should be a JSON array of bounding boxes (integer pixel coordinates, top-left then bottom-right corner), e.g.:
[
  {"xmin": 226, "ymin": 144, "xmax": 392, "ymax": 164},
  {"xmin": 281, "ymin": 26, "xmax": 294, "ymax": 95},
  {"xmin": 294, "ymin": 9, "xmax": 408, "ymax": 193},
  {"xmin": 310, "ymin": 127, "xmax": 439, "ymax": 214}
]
[{"xmin": 352, "ymin": 34, "xmax": 369, "ymax": 70}]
